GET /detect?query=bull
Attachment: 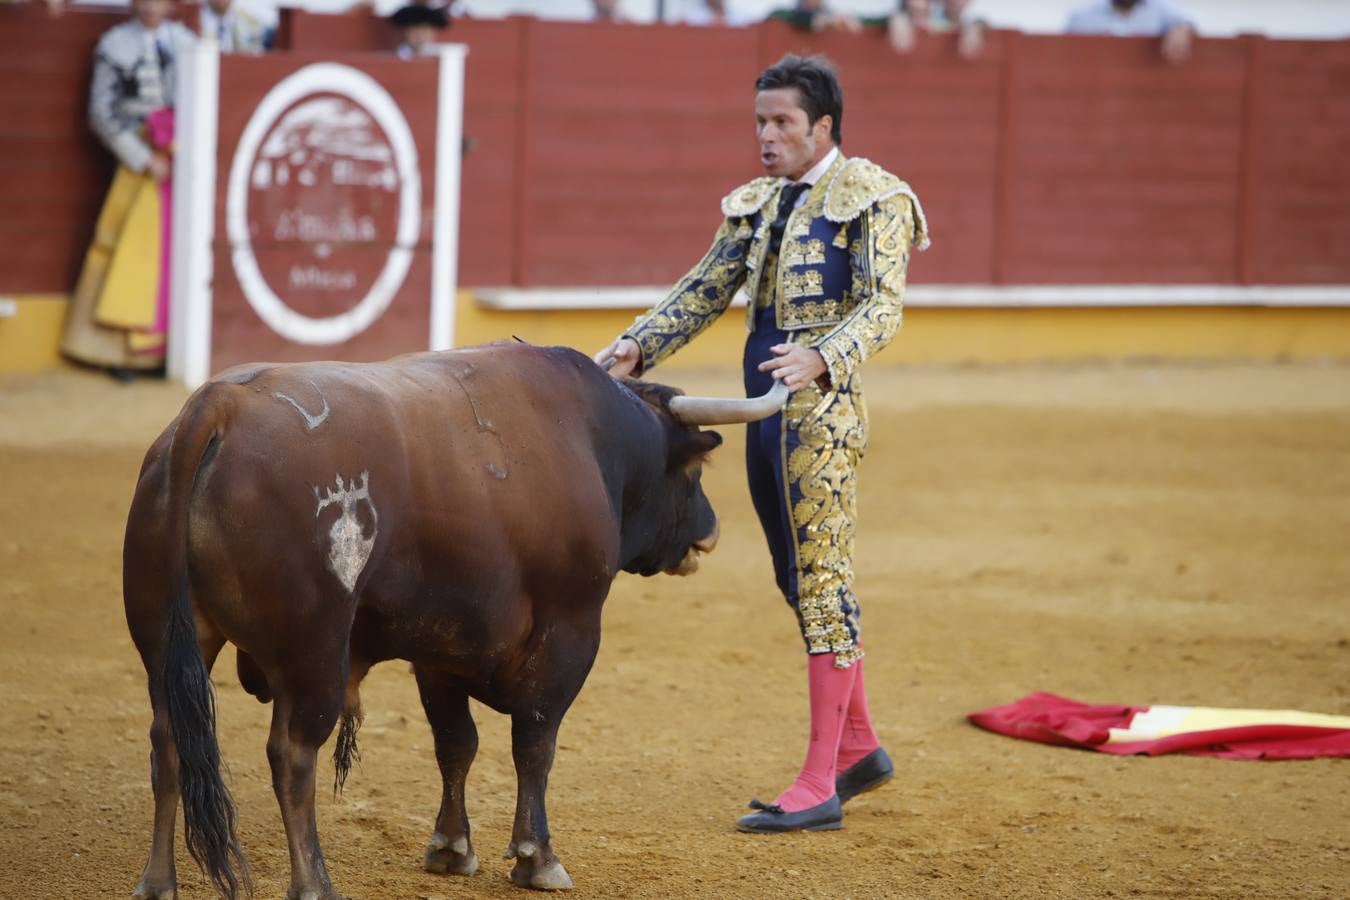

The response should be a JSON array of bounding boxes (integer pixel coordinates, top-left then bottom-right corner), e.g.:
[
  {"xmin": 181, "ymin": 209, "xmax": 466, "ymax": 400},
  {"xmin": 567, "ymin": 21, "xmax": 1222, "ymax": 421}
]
[{"xmin": 123, "ymin": 343, "xmax": 785, "ymax": 899}]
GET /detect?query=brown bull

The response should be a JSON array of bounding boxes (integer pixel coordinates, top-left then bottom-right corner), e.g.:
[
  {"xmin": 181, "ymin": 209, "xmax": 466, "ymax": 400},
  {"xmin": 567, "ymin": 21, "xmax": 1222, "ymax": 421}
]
[{"xmin": 123, "ymin": 343, "xmax": 785, "ymax": 899}]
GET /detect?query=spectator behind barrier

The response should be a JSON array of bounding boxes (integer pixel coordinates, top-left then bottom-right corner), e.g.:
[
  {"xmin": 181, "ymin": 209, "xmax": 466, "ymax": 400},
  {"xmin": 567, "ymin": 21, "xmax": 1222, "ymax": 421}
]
[
  {"xmin": 62, "ymin": 0, "xmax": 197, "ymax": 379},
  {"xmin": 1067, "ymin": 0, "xmax": 1195, "ymax": 63},
  {"xmin": 592, "ymin": 0, "xmax": 633, "ymax": 23},
  {"xmin": 768, "ymin": 0, "xmax": 861, "ymax": 34},
  {"xmin": 389, "ymin": 3, "xmax": 449, "ymax": 57},
  {"xmin": 199, "ymin": 0, "xmax": 272, "ymax": 53},
  {"xmin": 676, "ymin": 0, "xmax": 753, "ymax": 27},
  {"xmin": 885, "ymin": 0, "xmax": 986, "ymax": 58}
]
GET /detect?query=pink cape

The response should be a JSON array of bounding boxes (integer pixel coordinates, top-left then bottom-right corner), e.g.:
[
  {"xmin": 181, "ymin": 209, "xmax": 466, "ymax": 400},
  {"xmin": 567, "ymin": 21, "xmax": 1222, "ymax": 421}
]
[
  {"xmin": 145, "ymin": 107, "xmax": 175, "ymax": 336},
  {"xmin": 968, "ymin": 692, "xmax": 1350, "ymax": 761}
]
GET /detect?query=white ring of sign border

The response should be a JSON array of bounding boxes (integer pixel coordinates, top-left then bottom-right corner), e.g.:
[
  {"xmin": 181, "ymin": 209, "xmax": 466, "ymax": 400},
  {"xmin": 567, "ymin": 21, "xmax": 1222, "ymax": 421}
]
[{"xmin": 226, "ymin": 63, "xmax": 421, "ymax": 346}]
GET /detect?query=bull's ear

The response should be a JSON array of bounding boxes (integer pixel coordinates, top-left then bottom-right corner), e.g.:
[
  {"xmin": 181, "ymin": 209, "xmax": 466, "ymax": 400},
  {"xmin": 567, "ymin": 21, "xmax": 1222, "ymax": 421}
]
[
  {"xmin": 694, "ymin": 429, "xmax": 724, "ymax": 453},
  {"xmin": 675, "ymin": 428, "xmax": 723, "ymax": 468}
]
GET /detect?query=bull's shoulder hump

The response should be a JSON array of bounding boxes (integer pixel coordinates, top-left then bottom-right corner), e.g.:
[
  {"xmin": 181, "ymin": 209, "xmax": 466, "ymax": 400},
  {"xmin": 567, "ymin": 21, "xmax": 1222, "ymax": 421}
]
[{"xmin": 721, "ymin": 176, "xmax": 780, "ymax": 218}]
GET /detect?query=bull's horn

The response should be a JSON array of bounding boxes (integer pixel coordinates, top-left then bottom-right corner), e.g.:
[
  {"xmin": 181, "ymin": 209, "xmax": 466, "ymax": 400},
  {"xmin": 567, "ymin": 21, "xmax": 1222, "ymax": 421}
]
[{"xmin": 668, "ymin": 380, "xmax": 790, "ymax": 426}]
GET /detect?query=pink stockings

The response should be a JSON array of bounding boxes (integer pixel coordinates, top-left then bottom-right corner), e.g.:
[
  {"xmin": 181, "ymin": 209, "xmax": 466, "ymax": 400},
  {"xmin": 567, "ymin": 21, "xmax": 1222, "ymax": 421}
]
[
  {"xmin": 837, "ymin": 655, "xmax": 881, "ymax": 771},
  {"xmin": 772, "ymin": 653, "xmax": 881, "ymax": 813}
]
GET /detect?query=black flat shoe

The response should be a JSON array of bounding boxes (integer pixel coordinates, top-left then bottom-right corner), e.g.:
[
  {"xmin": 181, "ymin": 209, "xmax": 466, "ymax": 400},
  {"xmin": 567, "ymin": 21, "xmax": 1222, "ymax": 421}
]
[
  {"xmin": 735, "ymin": 795, "xmax": 843, "ymax": 834},
  {"xmin": 835, "ymin": 747, "xmax": 894, "ymax": 803}
]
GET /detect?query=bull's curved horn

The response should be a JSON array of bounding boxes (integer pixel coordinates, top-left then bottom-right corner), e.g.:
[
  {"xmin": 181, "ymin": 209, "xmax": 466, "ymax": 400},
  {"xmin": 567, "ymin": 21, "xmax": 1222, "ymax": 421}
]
[{"xmin": 668, "ymin": 380, "xmax": 790, "ymax": 426}]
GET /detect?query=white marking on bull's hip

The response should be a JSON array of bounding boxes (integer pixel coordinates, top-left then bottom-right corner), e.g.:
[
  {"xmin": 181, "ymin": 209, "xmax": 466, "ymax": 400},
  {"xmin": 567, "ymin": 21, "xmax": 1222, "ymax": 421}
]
[
  {"xmin": 274, "ymin": 381, "xmax": 330, "ymax": 431},
  {"xmin": 314, "ymin": 471, "xmax": 377, "ymax": 593}
]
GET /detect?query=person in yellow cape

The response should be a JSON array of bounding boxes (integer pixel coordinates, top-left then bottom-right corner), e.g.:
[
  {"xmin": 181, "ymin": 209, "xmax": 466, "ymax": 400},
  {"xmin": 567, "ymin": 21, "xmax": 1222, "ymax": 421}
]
[{"xmin": 62, "ymin": 0, "xmax": 195, "ymax": 377}]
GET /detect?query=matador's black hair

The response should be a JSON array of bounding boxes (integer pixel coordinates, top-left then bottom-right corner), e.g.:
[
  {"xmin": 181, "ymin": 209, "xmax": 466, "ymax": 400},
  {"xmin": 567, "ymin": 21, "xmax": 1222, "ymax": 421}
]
[{"xmin": 755, "ymin": 53, "xmax": 844, "ymax": 146}]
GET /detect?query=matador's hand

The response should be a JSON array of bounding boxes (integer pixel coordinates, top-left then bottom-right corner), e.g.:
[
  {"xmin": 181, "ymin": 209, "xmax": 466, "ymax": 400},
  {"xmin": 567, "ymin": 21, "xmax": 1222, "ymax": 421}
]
[
  {"xmin": 758, "ymin": 344, "xmax": 827, "ymax": 392},
  {"xmin": 594, "ymin": 337, "xmax": 640, "ymax": 378},
  {"xmin": 147, "ymin": 153, "xmax": 171, "ymax": 183}
]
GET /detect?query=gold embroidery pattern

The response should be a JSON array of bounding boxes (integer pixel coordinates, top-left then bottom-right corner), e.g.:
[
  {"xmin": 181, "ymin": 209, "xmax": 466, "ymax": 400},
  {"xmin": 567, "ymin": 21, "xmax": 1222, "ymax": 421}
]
[
  {"xmin": 782, "ymin": 378, "xmax": 869, "ymax": 668},
  {"xmin": 781, "ymin": 269, "xmax": 824, "ymax": 300},
  {"xmin": 782, "ymin": 238, "xmax": 827, "ymax": 268},
  {"xmin": 626, "ymin": 218, "xmax": 751, "ymax": 371},
  {"xmin": 816, "ymin": 195, "xmax": 915, "ymax": 388},
  {"xmin": 753, "ymin": 244, "xmax": 778, "ymax": 309},
  {"xmin": 823, "ymin": 157, "xmax": 931, "ymax": 251},
  {"xmin": 781, "ymin": 299, "xmax": 844, "ymax": 329},
  {"xmin": 721, "ymin": 176, "xmax": 779, "ymax": 217}
]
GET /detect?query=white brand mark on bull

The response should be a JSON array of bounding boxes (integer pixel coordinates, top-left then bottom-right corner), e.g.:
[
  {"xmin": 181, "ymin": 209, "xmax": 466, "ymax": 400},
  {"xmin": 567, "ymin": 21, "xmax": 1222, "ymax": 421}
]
[
  {"xmin": 314, "ymin": 471, "xmax": 377, "ymax": 592},
  {"xmin": 274, "ymin": 381, "xmax": 330, "ymax": 431}
]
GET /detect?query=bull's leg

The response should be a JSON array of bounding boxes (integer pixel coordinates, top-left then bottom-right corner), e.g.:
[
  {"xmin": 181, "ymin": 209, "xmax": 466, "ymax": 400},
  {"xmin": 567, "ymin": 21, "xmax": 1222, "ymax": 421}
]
[
  {"xmin": 133, "ymin": 634, "xmax": 226, "ymax": 900},
  {"xmin": 266, "ymin": 668, "xmax": 347, "ymax": 900},
  {"xmin": 505, "ymin": 714, "xmax": 571, "ymax": 890},
  {"xmin": 414, "ymin": 668, "xmax": 480, "ymax": 876},
  {"xmin": 504, "ymin": 622, "xmax": 600, "ymax": 892},
  {"xmin": 133, "ymin": 702, "xmax": 179, "ymax": 900}
]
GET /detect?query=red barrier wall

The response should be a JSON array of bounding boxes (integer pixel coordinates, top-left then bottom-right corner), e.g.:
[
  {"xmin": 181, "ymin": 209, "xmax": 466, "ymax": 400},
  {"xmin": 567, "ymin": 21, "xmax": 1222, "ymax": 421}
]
[
  {"xmin": 1242, "ymin": 39, "xmax": 1350, "ymax": 284},
  {"xmin": 2, "ymin": 9, "xmax": 1348, "ymax": 295},
  {"xmin": 997, "ymin": 32, "xmax": 1248, "ymax": 284}
]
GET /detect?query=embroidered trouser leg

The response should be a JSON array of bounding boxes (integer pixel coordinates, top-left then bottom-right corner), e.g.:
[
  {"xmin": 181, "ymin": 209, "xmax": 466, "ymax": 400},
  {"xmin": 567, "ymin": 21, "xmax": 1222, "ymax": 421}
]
[{"xmin": 743, "ymin": 305, "xmax": 865, "ymax": 668}]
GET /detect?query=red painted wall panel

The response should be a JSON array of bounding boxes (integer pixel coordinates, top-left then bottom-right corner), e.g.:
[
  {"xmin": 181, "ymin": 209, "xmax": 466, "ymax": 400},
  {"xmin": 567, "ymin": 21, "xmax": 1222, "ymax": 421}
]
[
  {"xmin": 998, "ymin": 34, "xmax": 1247, "ymax": 284},
  {"xmin": 454, "ymin": 18, "xmax": 523, "ymax": 286},
  {"xmin": 280, "ymin": 9, "xmax": 392, "ymax": 53},
  {"xmin": 1243, "ymin": 40, "xmax": 1350, "ymax": 284},
  {"xmin": 517, "ymin": 20, "xmax": 763, "ymax": 286}
]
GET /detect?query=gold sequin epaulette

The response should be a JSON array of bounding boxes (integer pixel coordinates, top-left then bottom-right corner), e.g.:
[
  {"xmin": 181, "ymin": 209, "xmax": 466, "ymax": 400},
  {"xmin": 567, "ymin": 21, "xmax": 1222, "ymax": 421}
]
[
  {"xmin": 824, "ymin": 157, "xmax": 931, "ymax": 250},
  {"xmin": 720, "ymin": 177, "xmax": 780, "ymax": 218}
]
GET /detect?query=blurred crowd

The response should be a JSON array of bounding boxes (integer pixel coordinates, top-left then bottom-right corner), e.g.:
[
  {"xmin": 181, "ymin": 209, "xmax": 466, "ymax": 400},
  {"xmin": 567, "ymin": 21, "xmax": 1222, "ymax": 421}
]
[
  {"xmin": 18, "ymin": 0, "xmax": 1202, "ymax": 61},
  {"xmin": 425, "ymin": 0, "xmax": 1197, "ymax": 62}
]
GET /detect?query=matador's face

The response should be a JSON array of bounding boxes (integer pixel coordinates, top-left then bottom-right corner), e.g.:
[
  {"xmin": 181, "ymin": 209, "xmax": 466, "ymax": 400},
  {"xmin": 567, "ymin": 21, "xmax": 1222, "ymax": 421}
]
[{"xmin": 755, "ymin": 88, "xmax": 833, "ymax": 182}]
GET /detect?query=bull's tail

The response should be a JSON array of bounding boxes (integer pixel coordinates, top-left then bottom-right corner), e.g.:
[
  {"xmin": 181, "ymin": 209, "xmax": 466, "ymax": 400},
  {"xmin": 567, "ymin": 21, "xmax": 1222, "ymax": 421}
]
[{"xmin": 159, "ymin": 385, "xmax": 251, "ymax": 898}]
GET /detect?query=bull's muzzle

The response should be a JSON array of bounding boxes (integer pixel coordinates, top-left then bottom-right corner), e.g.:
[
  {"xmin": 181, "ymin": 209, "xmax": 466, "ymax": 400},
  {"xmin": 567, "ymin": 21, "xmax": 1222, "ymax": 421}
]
[
  {"xmin": 666, "ymin": 520, "xmax": 720, "ymax": 576},
  {"xmin": 694, "ymin": 520, "xmax": 720, "ymax": 554}
]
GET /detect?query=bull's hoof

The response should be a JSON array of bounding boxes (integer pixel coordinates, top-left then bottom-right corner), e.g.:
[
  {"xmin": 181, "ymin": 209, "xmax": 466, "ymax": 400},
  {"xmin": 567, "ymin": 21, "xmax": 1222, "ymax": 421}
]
[
  {"xmin": 510, "ymin": 860, "xmax": 573, "ymax": 891},
  {"xmin": 131, "ymin": 878, "xmax": 176, "ymax": 900},
  {"xmin": 507, "ymin": 844, "xmax": 573, "ymax": 892},
  {"xmin": 424, "ymin": 832, "xmax": 479, "ymax": 876}
]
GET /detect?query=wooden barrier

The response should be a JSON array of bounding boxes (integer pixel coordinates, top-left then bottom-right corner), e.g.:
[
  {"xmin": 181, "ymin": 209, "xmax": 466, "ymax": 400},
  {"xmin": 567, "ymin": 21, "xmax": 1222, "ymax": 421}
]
[
  {"xmin": 1242, "ymin": 39, "xmax": 1350, "ymax": 284},
  {"xmin": 2, "ymin": 9, "xmax": 1348, "ymax": 297}
]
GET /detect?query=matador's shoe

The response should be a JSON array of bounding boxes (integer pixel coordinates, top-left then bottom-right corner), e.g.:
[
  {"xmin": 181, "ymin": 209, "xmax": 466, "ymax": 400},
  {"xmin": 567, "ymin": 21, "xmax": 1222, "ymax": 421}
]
[
  {"xmin": 735, "ymin": 795, "xmax": 843, "ymax": 834},
  {"xmin": 835, "ymin": 747, "xmax": 895, "ymax": 803}
]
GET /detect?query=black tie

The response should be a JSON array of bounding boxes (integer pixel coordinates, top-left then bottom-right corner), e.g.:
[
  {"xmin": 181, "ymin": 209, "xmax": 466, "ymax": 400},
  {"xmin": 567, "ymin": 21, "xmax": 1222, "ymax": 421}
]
[{"xmin": 767, "ymin": 182, "xmax": 809, "ymax": 260}]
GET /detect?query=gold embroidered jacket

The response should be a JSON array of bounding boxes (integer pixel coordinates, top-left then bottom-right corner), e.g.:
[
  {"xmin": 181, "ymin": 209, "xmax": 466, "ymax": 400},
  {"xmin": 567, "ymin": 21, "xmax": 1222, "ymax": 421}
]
[{"xmin": 625, "ymin": 154, "xmax": 929, "ymax": 388}]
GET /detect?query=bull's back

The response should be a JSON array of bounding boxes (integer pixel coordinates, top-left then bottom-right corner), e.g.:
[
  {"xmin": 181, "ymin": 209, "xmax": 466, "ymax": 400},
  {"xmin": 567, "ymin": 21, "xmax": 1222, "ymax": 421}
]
[{"xmin": 184, "ymin": 349, "xmax": 619, "ymax": 630}]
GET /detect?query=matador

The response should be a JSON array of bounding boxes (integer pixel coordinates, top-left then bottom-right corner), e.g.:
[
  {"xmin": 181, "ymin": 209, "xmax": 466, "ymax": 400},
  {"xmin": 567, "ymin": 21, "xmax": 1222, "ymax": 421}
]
[{"xmin": 596, "ymin": 53, "xmax": 928, "ymax": 834}]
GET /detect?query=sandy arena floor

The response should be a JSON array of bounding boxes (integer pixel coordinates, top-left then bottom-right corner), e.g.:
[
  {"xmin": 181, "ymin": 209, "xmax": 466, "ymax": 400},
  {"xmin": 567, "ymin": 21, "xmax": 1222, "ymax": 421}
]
[{"xmin": 1, "ymin": 362, "xmax": 1347, "ymax": 899}]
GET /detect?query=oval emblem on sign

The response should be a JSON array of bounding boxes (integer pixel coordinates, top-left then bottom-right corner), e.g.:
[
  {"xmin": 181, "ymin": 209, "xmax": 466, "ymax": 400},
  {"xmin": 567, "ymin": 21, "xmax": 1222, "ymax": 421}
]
[{"xmin": 226, "ymin": 63, "xmax": 421, "ymax": 345}]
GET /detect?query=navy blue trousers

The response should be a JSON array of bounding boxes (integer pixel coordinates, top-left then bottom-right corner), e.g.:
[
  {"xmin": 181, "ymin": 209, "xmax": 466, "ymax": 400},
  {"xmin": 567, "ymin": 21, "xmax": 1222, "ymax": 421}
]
[{"xmin": 742, "ymin": 304, "xmax": 800, "ymax": 608}]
